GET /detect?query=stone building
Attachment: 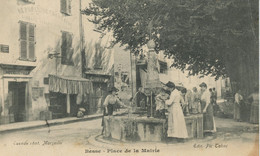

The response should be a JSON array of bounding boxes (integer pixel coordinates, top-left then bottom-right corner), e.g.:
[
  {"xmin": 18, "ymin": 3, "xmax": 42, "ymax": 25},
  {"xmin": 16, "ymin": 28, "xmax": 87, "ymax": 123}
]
[
  {"xmin": 131, "ymin": 45, "xmax": 224, "ymax": 98},
  {"xmin": 0, "ymin": 0, "xmax": 114, "ymax": 124}
]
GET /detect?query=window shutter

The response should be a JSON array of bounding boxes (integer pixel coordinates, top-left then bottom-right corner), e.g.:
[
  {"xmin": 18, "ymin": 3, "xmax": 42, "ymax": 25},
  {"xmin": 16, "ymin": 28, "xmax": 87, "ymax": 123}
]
[
  {"xmin": 20, "ymin": 22, "xmax": 27, "ymax": 59},
  {"xmin": 20, "ymin": 40, "xmax": 27, "ymax": 59},
  {"xmin": 20, "ymin": 22, "xmax": 27, "ymax": 40},
  {"xmin": 29, "ymin": 24, "xmax": 35, "ymax": 41},
  {"xmin": 68, "ymin": 48, "xmax": 74, "ymax": 65},
  {"xmin": 28, "ymin": 41, "xmax": 35, "ymax": 60},
  {"xmin": 28, "ymin": 24, "xmax": 35, "ymax": 60},
  {"xmin": 60, "ymin": 0, "xmax": 67, "ymax": 14},
  {"xmin": 61, "ymin": 32, "xmax": 73, "ymax": 65},
  {"xmin": 66, "ymin": 33, "xmax": 73, "ymax": 65},
  {"xmin": 61, "ymin": 32, "xmax": 67, "ymax": 64},
  {"xmin": 67, "ymin": 0, "xmax": 71, "ymax": 15},
  {"xmin": 66, "ymin": 33, "xmax": 72, "ymax": 48}
]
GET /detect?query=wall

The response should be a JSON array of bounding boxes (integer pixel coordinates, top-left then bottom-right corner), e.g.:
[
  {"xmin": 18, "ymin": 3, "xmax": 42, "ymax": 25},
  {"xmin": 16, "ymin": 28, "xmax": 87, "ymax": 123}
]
[
  {"xmin": 0, "ymin": 0, "xmax": 116, "ymax": 121},
  {"xmin": 135, "ymin": 48, "xmax": 223, "ymax": 97}
]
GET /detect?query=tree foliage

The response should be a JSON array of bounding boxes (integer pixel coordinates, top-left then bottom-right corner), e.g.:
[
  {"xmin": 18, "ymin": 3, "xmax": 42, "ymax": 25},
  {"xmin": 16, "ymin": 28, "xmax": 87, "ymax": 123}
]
[{"xmin": 82, "ymin": 0, "xmax": 259, "ymax": 95}]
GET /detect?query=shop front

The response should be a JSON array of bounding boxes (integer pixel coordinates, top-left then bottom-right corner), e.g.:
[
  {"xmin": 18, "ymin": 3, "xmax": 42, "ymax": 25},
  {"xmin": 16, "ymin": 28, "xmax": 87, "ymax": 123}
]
[
  {"xmin": 48, "ymin": 74, "xmax": 93, "ymax": 119},
  {"xmin": 84, "ymin": 71, "xmax": 112, "ymax": 115}
]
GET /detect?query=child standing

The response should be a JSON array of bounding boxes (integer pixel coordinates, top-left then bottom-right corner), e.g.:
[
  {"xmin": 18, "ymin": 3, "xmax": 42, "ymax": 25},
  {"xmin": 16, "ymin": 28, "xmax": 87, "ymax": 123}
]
[{"xmin": 155, "ymin": 88, "xmax": 170, "ymax": 119}]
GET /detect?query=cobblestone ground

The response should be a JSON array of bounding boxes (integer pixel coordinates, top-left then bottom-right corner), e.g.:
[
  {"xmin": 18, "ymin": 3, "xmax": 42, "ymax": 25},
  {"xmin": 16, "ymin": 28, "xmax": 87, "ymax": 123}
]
[{"xmin": 0, "ymin": 117, "xmax": 258, "ymax": 156}]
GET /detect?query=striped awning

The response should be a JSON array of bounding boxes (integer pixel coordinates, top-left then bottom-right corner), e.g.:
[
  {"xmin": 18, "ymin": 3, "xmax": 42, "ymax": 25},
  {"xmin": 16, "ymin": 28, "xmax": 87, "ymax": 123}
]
[{"xmin": 49, "ymin": 74, "xmax": 93, "ymax": 95}]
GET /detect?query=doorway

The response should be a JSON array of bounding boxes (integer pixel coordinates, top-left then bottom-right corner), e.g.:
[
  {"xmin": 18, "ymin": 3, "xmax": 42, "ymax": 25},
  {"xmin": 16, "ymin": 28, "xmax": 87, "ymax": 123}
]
[
  {"xmin": 8, "ymin": 82, "xmax": 27, "ymax": 122},
  {"xmin": 49, "ymin": 92, "xmax": 67, "ymax": 119},
  {"xmin": 89, "ymin": 82, "xmax": 108, "ymax": 115}
]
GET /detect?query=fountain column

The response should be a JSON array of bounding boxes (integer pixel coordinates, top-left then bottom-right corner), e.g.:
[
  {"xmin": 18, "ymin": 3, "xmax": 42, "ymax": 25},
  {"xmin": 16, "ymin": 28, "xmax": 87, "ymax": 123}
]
[{"xmin": 144, "ymin": 40, "xmax": 161, "ymax": 117}]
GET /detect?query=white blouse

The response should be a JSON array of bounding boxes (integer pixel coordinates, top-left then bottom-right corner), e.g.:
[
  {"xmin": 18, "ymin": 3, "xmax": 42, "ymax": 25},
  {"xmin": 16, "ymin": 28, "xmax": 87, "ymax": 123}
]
[
  {"xmin": 200, "ymin": 90, "xmax": 211, "ymax": 104},
  {"xmin": 166, "ymin": 89, "xmax": 183, "ymax": 106}
]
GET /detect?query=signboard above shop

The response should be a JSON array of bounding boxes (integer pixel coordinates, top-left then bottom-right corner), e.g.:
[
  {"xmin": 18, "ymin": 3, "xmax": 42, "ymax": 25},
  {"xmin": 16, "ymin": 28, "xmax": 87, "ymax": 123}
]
[{"xmin": 0, "ymin": 63, "xmax": 36, "ymax": 76}]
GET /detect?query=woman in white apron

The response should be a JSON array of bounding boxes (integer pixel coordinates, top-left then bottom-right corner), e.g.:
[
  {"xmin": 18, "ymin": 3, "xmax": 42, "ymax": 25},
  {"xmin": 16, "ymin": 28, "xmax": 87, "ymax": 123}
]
[{"xmin": 165, "ymin": 82, "xmax": 188, "ymax": 139}]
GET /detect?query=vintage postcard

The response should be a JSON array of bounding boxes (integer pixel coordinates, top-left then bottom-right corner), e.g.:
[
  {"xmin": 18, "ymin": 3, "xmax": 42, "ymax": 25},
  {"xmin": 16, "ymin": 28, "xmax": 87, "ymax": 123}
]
[{"xmin": 0, "ymin": 0, "xmax": 259, "ymax": 156}]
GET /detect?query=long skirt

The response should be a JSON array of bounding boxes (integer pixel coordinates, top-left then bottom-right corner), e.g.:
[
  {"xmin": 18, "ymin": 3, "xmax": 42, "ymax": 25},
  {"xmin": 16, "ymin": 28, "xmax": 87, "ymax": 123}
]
[
  {"xmin": 250, "ymin": 102, "xmax": 259, "ymax": 124},
  {"xmin": 233, "ymin": 102, "xmax": 240, "ymax": 120},
  {"xmin": 240, "ymin": 102, "xmax": 250, "ymax": 122},
  {"xmin": 201, "ymin": 101, "xmax": 216, "ymax": 132},
  {"xmin": 167, "ymin": 104, "xmax": 188, "ymax": 138}
]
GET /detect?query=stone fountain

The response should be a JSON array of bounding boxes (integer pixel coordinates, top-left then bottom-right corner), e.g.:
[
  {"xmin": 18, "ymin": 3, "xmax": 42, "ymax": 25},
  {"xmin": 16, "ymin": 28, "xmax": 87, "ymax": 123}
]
[{"xmin": 103, "ymin": 40, "xmax": 203, "ymax": 142}]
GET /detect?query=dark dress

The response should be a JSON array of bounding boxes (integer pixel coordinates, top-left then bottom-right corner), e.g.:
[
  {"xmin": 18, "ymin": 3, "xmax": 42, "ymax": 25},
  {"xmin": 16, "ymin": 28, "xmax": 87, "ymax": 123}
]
[
  {"xmin": 248, "ymin": 93, "xmax": 259, "ymax": 124},
  {"xmin": 201, "ymin": 101, "xmax": 214, "ymax": 131},
  {"xmin": 200, "ymin": 91, "xmax": 215, "ymax": 132}
]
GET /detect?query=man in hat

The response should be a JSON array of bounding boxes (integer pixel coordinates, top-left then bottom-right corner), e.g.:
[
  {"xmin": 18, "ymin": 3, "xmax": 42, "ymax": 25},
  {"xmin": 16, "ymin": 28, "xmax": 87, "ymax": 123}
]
[{"xmin": 165, "ymin": 81, "xmax": 175, "ymax": 91}]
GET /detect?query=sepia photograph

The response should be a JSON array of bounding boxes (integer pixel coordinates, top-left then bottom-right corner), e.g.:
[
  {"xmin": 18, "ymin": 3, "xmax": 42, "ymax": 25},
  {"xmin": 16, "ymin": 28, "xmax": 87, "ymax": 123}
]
[{"xmin": 0, "ymin": 0, "xmax": 259, "ymax": 155}]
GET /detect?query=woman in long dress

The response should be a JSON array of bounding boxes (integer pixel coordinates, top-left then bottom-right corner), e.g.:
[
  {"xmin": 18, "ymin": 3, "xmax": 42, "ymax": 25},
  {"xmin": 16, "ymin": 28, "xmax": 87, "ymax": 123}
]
[
  {"xmin": 248, "ymin": 86, "xmax": 259, "ymax": 124},
  {"xmin": 199, "ymin": 82, "xmax": 216, "ymax": 134},
  {"xmin": 165, "ymin": 81, "xmax": 188, "ymax": 139},
  {"xmin": 234, "ymin": 90, "xmax": 243, "ymax": 121}
]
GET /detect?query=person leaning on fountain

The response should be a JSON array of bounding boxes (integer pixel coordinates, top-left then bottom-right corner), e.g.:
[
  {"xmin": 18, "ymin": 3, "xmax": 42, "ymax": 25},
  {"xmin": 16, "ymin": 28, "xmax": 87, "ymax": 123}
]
[
  {"xmin": 165, "ymin": 81, "xmax": 188, "ymax": 141},
  {"xmin": 101, "ymin": 87, "xmax": 130, "ymax": 135}
]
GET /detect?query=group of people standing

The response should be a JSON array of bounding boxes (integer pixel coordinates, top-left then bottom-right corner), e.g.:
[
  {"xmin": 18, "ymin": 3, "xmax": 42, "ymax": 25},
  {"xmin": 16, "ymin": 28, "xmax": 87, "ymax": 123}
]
[
  {"xmin": 233, "ymin": 86, "xmax": 259, "ymax": 124},
  {"xmin": 155, "ymin": 81, "xmax": 216, "ymax": 140}
]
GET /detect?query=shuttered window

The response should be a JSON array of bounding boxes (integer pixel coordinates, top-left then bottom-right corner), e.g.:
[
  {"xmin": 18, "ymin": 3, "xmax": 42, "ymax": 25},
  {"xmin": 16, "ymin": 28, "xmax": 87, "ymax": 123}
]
[
  {"xmin": 19, "ymin": 21, "xmax": 36, "ymax": 61},
  {"xmin": 60, "ymin": 0, "xmax": 71, "ymax": 16},
  {"xmin": 61, "ymin": 31, "xmax": 74, "ymax": 65}
]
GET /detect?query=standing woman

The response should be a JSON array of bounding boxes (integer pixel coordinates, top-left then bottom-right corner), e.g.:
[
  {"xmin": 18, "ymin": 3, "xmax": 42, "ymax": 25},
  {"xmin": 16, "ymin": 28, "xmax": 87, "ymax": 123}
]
[
  {"xmin": 165, "ymin": 81, "xmax": 188, "ymax": 140},
  {"xmin": 101, "ymin": 87, "xmax": 129, "ymax": 135},
  {"xmin": 199, "ymin": 82, "xmax": 216, "ymax": 134},
  {"xmin": 248, "ymin": 86, "xmax": 259, "ymax": 124},
  {"xmin": 234, "ymin": 90, "xmax": 243, "ymax": 122}
]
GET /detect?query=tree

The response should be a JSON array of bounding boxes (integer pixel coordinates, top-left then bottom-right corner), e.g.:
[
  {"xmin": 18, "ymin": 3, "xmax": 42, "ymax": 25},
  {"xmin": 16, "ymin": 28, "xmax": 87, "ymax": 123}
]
[{"xmin": 82, "ymin": 0, "xmax": 259, "ymax": 96}]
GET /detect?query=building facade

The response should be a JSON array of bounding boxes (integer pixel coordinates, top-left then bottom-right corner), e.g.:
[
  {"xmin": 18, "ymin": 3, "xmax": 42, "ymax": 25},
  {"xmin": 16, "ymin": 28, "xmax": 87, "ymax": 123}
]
[
  {"xmin": 132, "ymin": 45, "xmax": 224, "ymax": 98},
  {"xmin": 0, "ymin": 0, "xmax": 114, "ymax": 124}
]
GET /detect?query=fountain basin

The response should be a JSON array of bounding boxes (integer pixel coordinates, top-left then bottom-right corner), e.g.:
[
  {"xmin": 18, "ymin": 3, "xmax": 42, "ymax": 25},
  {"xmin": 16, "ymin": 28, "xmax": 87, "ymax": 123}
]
[{"xmin": 103, "ymin": 114, "xmax": 203, "ymax": 142}]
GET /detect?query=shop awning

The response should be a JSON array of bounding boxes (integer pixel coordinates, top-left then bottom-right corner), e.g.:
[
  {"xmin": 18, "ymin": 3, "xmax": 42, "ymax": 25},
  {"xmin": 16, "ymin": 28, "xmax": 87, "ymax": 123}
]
[{"xmin": 49, "ymin": 74, "xmax": 93, "ymax": 95}]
